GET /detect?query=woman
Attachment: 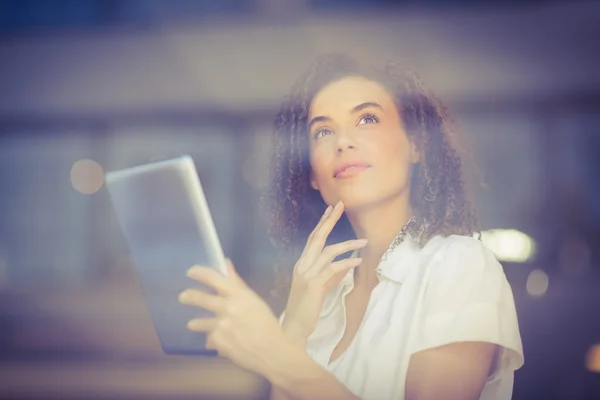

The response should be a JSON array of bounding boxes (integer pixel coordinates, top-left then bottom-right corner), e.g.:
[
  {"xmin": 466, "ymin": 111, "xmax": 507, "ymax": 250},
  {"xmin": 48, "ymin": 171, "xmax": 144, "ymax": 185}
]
[{"xmin": 178, "ymin": 54, "xmax": 524, "ymax": 399}]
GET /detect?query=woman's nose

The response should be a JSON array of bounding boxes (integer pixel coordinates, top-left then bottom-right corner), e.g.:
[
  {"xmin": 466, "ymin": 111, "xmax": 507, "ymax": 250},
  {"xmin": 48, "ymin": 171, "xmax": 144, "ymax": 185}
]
[
  {"xmin": 335, "ymin": 132, "xmax": 358, "ymax": 153},
  {"xmin": 336, "ymin": 143, "xmax": 355, "ymax": 153}
]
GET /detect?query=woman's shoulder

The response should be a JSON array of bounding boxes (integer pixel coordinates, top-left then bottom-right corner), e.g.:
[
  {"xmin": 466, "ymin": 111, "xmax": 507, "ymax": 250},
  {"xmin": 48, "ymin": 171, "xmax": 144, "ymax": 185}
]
[
  {"xmin": 421, "ymin": 233, "xmax": 489, "ymax": 254},
  {"xmin": 411, "ymin": 234, "xmax": 525, "ymax": 375},
  {"xmin": 418, "ymin": 234, "xmax": 504, "ymax": 279}
]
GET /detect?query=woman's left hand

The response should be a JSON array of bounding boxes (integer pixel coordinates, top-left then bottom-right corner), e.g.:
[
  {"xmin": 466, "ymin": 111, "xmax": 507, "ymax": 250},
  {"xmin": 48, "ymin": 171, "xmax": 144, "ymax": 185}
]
[{"xmin": 178, "ymin": 260, "xmax": 288, "ymax": 375}]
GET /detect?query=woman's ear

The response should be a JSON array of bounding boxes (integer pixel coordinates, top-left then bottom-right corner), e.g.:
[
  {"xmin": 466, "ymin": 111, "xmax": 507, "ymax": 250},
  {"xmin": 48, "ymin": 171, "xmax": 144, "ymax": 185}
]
[{"xmin": 410, "ymin": 141, "xmax": 420, "ymax": 164}]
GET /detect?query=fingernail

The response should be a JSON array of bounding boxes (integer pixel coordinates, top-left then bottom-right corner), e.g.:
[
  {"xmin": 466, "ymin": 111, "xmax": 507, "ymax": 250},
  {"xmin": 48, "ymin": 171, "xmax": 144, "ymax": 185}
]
[
  {"xmin": 186, "ymin": 266, "xmax": 200, "ymax": 277},
  {"xmin": 357, "ymin": 239, "xmax": 368, "ymax": 245},
  {"xmin": 187, "ymin": 319, "xmax": 201, "ymax": 330},
  {"xmin": 178, "ymin": 290, "xmax": 189, "ymax": 303},
  {"xmin": 325, "ymin": 205, "xmax": 332, "ymax": 214},
  {"xmin": 335, "ymin": 201, "xmax": 343, "ymax": 209}
]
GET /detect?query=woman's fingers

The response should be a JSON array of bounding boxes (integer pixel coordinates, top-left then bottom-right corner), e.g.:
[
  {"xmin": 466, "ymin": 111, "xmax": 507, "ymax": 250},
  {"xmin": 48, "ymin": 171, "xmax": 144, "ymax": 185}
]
[
  {"xmin": 179, "ymin": 288, "xmax": 225, "ymax": 312},
  {"xmin": 187, "ymin": 266, "xmax": 234, "ymax": 296},
  {"xmin": 322, "ymin": 238, "xmax": 368, "ymax": 261},
  {"xmin": 308, "ymin": 201, "xmax": 344, "ymax": 246},
  {"xmin": 314, "ymin": 257, "xmax": 363, "ymax": 288},
  {"xmin": 205, "ymin": 334, "xmax": 217, "ymax": 351},
  {"xmin": 300, "ymin": 201, "xmax": 345, "ymax": 265},
  {"xmin": 314, "ymin": 204, "xmax": 333, "ymax": 230},
  {"xmin": 205, "ymin": 333, "xmax": 226, "ymax": 357},
  {"xmin": 187, "ymin": 317, "xmax": 218, "ymax": 332},
  {"xmin": 312, "ymin": 203, "xmax": 336, "ymax": 233},
  {"xmin": 224, "ymin": 259, "xmax": 248, "ymax": 289},
  {"xmin": 305, "ymin": 238, "xmax": 368, "ymax": 275}
]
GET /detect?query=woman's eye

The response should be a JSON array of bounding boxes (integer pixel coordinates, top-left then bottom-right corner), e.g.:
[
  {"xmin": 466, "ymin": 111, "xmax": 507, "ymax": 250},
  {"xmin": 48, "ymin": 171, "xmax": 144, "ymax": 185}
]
[
  {"xmin": 358, "ymin": 114, "xmax": 379, "ymax": 125},
  {"xmin": 314, "ymin": 128, "xmax": 333, "ymax": 139}
]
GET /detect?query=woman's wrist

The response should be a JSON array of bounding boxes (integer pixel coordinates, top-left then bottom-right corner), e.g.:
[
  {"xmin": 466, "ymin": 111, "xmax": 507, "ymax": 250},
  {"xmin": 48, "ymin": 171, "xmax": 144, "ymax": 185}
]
[
  {"xmin": 263, "ymin": 337, "xmax": 326, "ymax": 393},
  {"xmin": 281, "ymin": 326, "xmax": 308, "ymax": 349}
]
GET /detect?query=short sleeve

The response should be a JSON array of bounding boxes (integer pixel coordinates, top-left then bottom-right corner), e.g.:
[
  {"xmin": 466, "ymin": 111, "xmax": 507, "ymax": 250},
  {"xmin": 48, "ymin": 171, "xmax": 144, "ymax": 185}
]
[{"xmin": 412, "ymin": 236, "xmax": 524, "ymax": 376}]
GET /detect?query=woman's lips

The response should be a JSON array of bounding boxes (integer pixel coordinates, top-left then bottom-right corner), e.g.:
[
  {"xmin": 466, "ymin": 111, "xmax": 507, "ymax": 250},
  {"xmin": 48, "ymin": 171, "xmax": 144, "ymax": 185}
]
[{"xmin": 334, "ymin": 165, "xmax": 370, "ymax": 179}]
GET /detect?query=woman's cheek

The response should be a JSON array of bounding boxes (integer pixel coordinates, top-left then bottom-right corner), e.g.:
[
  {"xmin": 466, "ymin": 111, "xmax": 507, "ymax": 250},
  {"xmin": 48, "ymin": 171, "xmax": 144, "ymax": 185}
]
[{"xmin": 309, "ymin": 147, "xmax": 331, "ymax": 179}]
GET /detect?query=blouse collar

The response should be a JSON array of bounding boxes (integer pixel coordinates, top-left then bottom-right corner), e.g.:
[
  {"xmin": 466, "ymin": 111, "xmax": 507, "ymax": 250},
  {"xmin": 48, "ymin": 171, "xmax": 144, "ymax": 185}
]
[{"xmin": 338, "ymin": 233, "xmax": 421, "ymax": 288}]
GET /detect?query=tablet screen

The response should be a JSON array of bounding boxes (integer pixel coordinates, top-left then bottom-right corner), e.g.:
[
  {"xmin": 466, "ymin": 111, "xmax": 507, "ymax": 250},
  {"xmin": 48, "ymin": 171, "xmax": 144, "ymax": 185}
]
[{"xmin": 106, "ymin": 155, "xmax": 226, "ymax": 355}]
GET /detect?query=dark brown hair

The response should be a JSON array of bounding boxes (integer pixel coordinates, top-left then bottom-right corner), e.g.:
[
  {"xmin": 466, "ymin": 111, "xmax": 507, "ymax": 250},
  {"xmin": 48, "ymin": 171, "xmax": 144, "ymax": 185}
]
[{"xmin": 262, "ymin": 54, "xmax": 479, "ymax": 294}]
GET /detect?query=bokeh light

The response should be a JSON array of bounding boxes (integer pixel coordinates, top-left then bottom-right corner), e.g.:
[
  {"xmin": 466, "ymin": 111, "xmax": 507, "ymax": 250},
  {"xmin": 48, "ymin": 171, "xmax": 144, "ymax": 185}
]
[
  {"xmin": 70, "ymin": 159, "xmax": 105, "ymax": 195},
  {"xmin": 586, "ymin": 344, "xmax": 600, "ymax": 373},
  {"xmin": 526, "ymin": 269, "xmax": 549, "ymax": 297},
  {"xmin": 480, "ymin": 229, "xmax": 536, "ymax": 263}
]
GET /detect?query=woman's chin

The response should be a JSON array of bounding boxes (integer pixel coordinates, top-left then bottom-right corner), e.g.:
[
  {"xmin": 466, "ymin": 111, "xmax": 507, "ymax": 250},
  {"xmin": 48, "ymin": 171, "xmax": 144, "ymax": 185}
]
[
  {"xmin": 337, "ymin": 196, "xmax": 377, "ymax": 213},
  {"xmin": 337, "ymin": 191, "xmax": 406, "ymax": 214}
]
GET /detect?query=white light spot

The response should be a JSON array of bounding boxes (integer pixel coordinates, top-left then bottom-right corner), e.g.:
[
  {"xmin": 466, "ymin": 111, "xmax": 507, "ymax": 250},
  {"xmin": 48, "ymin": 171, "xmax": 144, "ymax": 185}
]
[
  {"xmin": 526, "ymin": 269, "xmax": 549, "ymax": 297},
  {"xmin": 480, "ymin": 229, "xmax": 536, "ymax": 263},
  {"xmin": 70, "ymin": 159, "xmax": 104, "ymax": 194}
]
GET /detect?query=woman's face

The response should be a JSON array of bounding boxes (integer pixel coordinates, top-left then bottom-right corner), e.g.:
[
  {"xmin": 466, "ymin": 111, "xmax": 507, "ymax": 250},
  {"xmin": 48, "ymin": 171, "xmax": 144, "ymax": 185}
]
[{"xmin": 307, "ymin": 76, "xmax": 419, "ymax": 211}]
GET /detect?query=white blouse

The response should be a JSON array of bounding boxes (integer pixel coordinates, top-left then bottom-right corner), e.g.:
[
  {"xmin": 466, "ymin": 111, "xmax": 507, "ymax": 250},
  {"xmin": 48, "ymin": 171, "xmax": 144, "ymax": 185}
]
[{"xmin": 281, "ymin": 234, "xmax": 524, "ymax": 400}]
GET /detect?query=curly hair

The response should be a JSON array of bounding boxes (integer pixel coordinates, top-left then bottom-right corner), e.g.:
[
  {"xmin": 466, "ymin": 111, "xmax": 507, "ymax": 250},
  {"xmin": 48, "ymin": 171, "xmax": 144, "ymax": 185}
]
[{"xmin": 262, "ymin": 54, "xmax": 479, "ymax": 295}]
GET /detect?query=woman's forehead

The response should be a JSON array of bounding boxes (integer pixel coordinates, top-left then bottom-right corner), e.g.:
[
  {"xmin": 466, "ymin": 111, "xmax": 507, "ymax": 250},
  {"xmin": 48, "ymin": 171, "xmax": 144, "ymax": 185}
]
[{"xmin": 308, "ymin": 76, "xmax": 395, "ymax": 118}]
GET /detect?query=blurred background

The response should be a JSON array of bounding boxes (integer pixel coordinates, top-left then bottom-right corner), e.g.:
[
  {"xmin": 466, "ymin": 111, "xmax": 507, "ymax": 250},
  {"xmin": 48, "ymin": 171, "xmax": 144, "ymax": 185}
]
[{"xmin": 0, "ymin": 0, "xmax": 599, "ymax": 398}]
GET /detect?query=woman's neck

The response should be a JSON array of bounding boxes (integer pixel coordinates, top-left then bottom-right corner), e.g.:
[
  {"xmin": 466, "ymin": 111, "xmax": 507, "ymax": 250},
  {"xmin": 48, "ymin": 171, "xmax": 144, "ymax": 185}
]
[{"xmin": 345, "ymin": 195, "xmax": 413, "ymax": 290}]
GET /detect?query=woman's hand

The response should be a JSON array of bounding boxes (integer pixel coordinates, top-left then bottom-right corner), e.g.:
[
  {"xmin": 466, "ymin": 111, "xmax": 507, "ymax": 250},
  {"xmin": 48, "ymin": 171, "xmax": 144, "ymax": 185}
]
[
  {"xmin": 178, "ymin": 261, "xmax": 289, "ymax": 375},
  {"xmin": 281, "ymin": 201, "xmax": 367, "ymax": 346}
]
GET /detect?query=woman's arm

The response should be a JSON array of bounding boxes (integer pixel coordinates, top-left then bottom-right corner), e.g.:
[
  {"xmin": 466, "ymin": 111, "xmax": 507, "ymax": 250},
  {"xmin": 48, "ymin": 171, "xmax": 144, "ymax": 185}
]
[
  {"xmin": 405, "ymin": 342, "xmax": 497, "ymax": 400},
  {"xmin": 270, "ymin": 339, "xmax": 496, "ymax": 400},
  {"xmin": 265, "ymin": 338, "xmax": 359, "ymax": 400},
  {"xmin": 268, "ymin": 337, "xmax": 305, "ymax": 400},
  {"xmin": 269, "ymin": 381, "xmax": 295, "ymax": 400}
]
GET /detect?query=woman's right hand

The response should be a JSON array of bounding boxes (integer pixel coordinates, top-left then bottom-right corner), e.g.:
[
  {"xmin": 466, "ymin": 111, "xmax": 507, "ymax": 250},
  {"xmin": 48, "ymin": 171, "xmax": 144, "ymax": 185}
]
[{"xmin": 280, "ymin": 201, "xmax": 368, "ymax": 347}]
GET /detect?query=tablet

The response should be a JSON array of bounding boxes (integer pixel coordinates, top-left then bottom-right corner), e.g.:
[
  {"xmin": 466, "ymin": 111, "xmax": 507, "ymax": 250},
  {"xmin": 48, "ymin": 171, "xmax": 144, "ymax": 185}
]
[{"xmin": 105, "ymin": 155, "xmax": 227, "ymax": 356}]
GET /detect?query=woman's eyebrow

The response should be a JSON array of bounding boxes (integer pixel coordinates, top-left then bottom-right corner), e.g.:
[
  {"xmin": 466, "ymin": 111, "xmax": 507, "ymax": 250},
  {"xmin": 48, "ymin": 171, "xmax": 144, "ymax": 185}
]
[
  {"xmin": 308, "ymin": 115, "xmax": 331, "ymax": 132},
  {"xmin": 351, "ymin": 102, "xmax": 383, "ymax": 113}
]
